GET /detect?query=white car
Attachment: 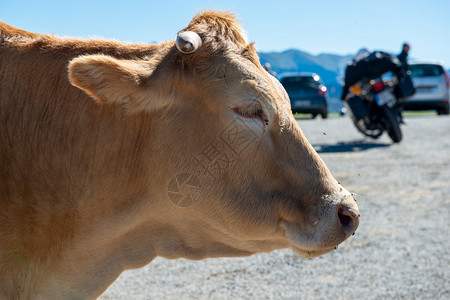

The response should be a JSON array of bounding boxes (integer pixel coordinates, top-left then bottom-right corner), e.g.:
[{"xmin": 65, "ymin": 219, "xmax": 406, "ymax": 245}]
[{"xmin": 404, "ymin": 61, "xmax": 449, "ymax": 115}]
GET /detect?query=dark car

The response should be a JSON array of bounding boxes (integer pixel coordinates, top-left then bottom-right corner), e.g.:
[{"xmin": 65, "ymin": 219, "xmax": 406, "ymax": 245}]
[
  {"xmin": 404, "ymin": 61, "xmax": 449, "ymax": 115},
  {"xmin": 279, "ymin": 73, "xmax": 328, "ymax": 118}
]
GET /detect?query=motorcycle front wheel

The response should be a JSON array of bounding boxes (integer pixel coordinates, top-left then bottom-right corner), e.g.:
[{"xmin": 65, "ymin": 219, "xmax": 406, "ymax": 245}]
[{"xmin": 381, "ymin": 106, "xmax": 402, "ymax": 143}]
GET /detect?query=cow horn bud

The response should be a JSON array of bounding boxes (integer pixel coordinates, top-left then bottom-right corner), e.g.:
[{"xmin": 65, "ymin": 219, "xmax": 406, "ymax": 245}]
[{"xmin": 176, "ymin": 31, "xmax": 202, "ymax": 54}]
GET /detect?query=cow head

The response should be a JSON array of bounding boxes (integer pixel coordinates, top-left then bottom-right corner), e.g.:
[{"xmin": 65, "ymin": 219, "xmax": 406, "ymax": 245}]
[{"xmin": 68, "ymin": 11, "xmax": 359, "ymax": 260}]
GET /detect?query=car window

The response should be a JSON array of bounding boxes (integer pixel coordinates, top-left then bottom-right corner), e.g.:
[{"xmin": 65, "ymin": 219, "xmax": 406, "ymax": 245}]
[
  {"xmin": 281, "ymin": 76, "xmax": 321, "ymax": 88},
  {"xmin": 410, "ymin": 64, "xmax": 444, "ymax": 77}
]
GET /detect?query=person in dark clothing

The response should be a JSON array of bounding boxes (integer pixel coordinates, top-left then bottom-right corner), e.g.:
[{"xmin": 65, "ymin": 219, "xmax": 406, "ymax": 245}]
[
  {"xmin": 397, "ymin": 42, "xmax": 410, "ymax": 68},
  {"xmin": 395, "ymin": 42, "xmax": 415, "ymax": 105}
]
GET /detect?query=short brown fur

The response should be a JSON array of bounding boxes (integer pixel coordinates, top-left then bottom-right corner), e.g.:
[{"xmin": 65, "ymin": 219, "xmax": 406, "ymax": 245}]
[{"xmin": 0, "ymin": 12, "xmax": 358, "ymax": 299}]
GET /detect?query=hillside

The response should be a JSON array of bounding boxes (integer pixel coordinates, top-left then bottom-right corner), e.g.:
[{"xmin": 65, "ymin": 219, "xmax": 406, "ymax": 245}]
[{"xmin": 259, "ymin": 49, "xmax": 353, "ymax": 112}]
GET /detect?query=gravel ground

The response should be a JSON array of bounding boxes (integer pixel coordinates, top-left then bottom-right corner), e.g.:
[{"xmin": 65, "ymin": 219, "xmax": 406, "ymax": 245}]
[{"xmin": 101, "ymin": 115, "xmax": 450, "ymax": 300}]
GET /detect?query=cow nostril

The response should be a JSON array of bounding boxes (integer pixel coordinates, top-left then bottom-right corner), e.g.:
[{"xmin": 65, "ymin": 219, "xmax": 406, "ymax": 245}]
[
  {"xmin": 338, "ymin": 212, "xmax": 352, "ymax": 229},
  {"xmin": 338, "ymin": 206, "xmax": 359, "ymax": 234}
]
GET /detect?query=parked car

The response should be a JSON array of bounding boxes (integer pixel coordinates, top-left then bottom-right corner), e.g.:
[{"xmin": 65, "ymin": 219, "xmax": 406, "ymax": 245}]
[
  {"xmin": 404, "ymin": 61, "xmax": 449, "ymax": 115},
  {"xmin": 279, "ymin": 72, "xmax": 329, "ymax": 118}
]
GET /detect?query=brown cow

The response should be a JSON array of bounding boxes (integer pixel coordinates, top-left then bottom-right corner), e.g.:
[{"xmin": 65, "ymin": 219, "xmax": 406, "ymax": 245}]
[{"xmin": 0, "ymin": 11, "xmax": 359, "ymax": 299}]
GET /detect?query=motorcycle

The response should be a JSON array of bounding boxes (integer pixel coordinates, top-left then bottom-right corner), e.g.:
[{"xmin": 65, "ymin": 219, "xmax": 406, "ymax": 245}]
[
  {"xmin": 341, "ymin": 51, "xmax": 415, "ymax": 143},
  {"xmin": 344, "ymin": 77, "xmax": 403, "ymax": 143}
]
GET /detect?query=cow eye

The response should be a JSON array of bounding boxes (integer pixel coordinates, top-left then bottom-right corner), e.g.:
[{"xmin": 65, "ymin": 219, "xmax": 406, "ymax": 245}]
[{"xmin": 230, "ymin": 104, "xmax": 269, "ymax": 127}]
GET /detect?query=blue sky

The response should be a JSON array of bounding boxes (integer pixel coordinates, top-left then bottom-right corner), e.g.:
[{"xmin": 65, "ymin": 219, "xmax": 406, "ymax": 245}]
[{"xmin": 2, "ymin": 0, "xmax": 449, "ymax": 67}]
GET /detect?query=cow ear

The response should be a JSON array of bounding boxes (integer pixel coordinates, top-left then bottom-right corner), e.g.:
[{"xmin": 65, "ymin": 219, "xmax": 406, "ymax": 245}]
[{"xmin": 68, "ymin": 54, "xmax": 152, "ymax": 107}]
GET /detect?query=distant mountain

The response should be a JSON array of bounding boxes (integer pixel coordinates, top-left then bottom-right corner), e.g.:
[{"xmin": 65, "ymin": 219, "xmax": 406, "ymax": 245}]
[
  {"xmin": 259, "ymin": 49, "xmax": 351, "ymax": 83},
  {"xmin": 259, "ymin": 49, "xmax": 353, "ymax": 113}
]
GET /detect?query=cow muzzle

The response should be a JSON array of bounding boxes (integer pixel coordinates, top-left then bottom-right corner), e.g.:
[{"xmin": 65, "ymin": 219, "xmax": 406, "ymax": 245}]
[{"xmin": 281, "ymin": 188, "xmax": 360, "ymax": 259}]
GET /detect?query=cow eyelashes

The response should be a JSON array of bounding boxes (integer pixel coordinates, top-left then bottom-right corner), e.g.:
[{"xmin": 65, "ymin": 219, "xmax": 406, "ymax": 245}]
[{"xmin": 230, "ymin": 104, "xmax": 269, "ymax": 127}]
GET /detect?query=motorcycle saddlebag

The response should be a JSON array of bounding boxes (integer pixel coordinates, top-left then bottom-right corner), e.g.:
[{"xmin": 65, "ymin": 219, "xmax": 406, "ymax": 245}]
[
  {"xmin": 397, "ymin": 74, "xmax": 416, "ymax": 98},
  {"xmin": 347, "ymin": 96, "xmax": 369, "ymax": 121}
]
